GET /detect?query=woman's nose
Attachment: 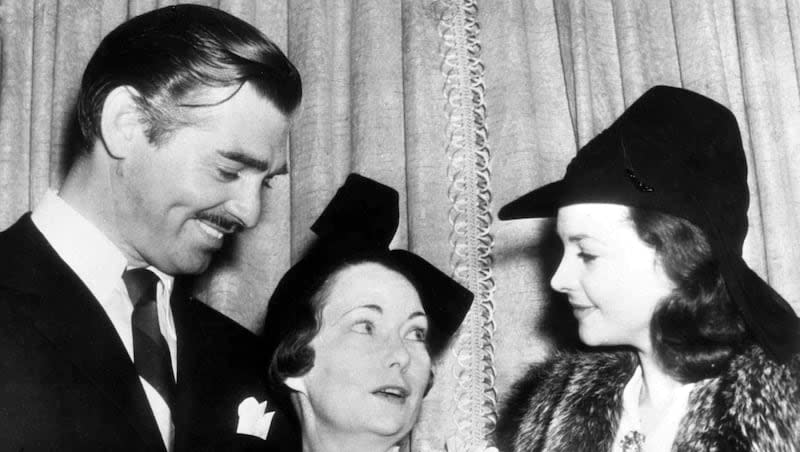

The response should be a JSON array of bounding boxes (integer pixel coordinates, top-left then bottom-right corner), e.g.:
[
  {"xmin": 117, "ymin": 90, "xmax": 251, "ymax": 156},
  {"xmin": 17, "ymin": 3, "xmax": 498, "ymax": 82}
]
[
  {"xmin": 550, "ymin": 256, "xmax": 573, "ymax": 294},
  {"xmin": 386, "ymin": 337, "xmax": 412, "ymax": 371}
]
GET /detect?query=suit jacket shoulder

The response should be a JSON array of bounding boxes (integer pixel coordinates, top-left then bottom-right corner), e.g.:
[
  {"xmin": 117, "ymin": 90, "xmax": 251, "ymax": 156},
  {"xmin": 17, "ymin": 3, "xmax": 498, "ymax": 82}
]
[
  {"xmin": 171, "ymin": 284, "xmax": 300, "ymax": 451},
  {"xmin": 0, "ymin": 214, "xmax": 167, "ymax": 451},
  {"xmin": 0, "ymin": 215, "xmax": 298, "ymax": 451}
]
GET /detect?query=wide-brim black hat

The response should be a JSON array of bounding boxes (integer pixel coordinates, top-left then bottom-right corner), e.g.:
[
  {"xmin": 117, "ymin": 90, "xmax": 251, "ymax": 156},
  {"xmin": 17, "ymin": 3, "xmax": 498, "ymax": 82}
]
[
  {"xmin": 264, "ymin": 173, "xmax": 473, "ymax": 359},
  {"xmin": 499, "ymin": 85, "xmax": 799, "ymax": 362}
]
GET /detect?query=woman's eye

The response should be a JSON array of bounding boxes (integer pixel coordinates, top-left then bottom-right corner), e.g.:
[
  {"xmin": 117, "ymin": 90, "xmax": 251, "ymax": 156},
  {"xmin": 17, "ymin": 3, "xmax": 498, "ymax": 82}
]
[
  {"xmin": 352, "ymin": 320, "xmax": 375, "ymax": 335},
  {"xmin": 405, "ymin": 327, "xmax": 427, "ymax": 342},
  {"xmin": 577, "ymin": 251, "xmax": 597, "ymax": 263}
]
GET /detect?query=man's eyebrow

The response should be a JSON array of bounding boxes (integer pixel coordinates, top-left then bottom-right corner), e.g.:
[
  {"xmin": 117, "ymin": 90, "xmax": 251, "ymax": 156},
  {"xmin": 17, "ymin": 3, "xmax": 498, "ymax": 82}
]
[
  {"xmin": 273, "ymin": 160, "xmax": 288, "ymax": 176},
  {"xmin": 218, "ymin": 150, "xmax": 271, "ymax": 172}
]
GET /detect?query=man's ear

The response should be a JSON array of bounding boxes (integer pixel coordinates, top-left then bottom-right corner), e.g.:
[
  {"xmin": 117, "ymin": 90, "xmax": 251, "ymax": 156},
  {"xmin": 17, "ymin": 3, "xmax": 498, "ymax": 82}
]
[
  {"xmin": 99, "ymin": 86, "xmax": 147, "ymax": 159},
  {"xmin": 284, "ymin": 376, "xmax": 308, "ymax": 395}
]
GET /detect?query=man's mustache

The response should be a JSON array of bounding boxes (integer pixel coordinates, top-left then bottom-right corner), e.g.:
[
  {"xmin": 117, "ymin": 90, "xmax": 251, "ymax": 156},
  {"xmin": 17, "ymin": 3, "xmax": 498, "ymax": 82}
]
[{"xmin": 195, "ymin": 211, "xmax": 244, "ymax": 234}]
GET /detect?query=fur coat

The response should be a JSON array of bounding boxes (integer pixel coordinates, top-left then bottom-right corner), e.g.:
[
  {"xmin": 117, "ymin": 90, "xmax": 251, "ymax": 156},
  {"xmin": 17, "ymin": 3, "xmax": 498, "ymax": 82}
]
[{"xmin": 497, "ymin": 346, "xmax": 800, "ymax": 451}]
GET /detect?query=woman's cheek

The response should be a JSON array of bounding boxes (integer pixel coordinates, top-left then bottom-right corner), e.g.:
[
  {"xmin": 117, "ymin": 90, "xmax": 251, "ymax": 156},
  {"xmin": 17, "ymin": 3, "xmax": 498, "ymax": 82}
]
[{"xmin": 410, "ymin": 352, "xmax": 433, "ymax": 394}]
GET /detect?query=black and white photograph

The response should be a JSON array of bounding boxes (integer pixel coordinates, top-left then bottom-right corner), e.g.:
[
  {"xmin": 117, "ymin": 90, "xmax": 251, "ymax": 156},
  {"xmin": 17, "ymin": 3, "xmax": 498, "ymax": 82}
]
[{"xmin": 1, "ymin": 1, "xmax": 798, "ymax": 451}]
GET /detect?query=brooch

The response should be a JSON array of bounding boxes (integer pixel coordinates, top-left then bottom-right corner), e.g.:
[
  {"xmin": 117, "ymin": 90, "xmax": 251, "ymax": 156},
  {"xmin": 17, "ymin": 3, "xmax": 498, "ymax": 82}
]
[{"xmin": 620, "ymin": 430, "xmax": 646, "ymax": 452}]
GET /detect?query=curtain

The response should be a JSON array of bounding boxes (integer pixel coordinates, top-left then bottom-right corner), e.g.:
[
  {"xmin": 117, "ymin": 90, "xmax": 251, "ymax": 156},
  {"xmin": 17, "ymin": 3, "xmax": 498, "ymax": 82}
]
[{"xmin": 2, "ymin": 1, "xmax": 799, "ymax": 449}]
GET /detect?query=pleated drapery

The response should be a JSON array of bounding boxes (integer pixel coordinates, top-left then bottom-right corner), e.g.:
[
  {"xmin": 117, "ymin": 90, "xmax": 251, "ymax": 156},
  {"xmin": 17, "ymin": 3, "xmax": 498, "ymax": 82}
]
[{"xmin": 2, "ymin": 1, "xmax": 799, "ymax": 449}]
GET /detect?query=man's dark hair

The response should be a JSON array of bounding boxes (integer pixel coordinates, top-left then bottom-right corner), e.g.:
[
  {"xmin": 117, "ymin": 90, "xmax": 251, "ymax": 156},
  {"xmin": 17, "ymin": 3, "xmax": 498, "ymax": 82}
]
[
  {"xmin": 630, "ymin": 208, "xmax": 752, "ymax": 382},
  {"xmin": 75, "ymin": 4, "xmax": 301, "ymax": 154}
]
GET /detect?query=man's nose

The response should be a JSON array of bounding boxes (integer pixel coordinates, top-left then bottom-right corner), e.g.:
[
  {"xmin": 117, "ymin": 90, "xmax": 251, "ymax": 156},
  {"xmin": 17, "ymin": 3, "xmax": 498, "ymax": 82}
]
[{"xmin": 226, "ymin": 181, "xmax": 262, "ymax": 229}]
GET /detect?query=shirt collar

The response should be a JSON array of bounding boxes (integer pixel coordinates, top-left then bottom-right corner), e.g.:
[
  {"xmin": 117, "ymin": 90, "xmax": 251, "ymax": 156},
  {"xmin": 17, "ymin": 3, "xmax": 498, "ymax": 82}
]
[
  {"xmin": 140, "ymin": 265, "xmax": 175, "ymax": 298},
  {"xmin": 31, "ymin": 190, "xmax": 173, "ymax": 301}
]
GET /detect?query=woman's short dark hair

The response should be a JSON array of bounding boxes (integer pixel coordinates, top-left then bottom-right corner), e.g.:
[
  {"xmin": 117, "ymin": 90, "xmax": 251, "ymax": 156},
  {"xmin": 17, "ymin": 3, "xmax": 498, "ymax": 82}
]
[
  {"xmin": 75, "ymin": 4, "xmax": 301, "ymax": 153},
  {"xmin": 630, "ymin": 208, "xmax": 751, "ymax": 382}
]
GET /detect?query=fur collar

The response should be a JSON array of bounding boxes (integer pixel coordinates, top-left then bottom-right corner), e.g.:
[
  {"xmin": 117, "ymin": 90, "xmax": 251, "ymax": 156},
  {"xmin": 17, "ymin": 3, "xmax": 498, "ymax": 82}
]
[{"xmin": 498, "ymin": 346, "xmax": 800, "ymax": 451}]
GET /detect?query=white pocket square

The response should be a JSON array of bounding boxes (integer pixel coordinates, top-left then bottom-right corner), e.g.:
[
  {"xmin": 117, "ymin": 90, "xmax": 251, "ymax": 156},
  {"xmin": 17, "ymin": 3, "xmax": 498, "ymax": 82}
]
[{"xmin": 236, "ymin": 396, "xmax": 275, "ymax": 440}]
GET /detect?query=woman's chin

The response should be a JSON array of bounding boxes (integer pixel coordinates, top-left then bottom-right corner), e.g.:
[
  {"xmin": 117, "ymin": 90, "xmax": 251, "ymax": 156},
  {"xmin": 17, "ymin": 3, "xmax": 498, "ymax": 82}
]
[
  {"xmin": 577, "ymin": 326, "xmax": 612, "ymax": 347},
  {"xmin": 362, "ymin": 394, "xmax": 422, "ymax": 434},
  {"xmin": 360, "ymin": 413, "xmax": 415, "ymax": 439}
]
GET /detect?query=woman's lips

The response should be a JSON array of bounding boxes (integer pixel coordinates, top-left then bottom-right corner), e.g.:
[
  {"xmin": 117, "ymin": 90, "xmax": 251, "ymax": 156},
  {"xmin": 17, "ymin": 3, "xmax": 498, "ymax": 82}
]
[
  {"xmin": 372, "ymin": 385, "xmax": 410, "ymax": 404},
  {"xmin": 570, "ymin": 303, "xmax": 596, "ymax": 318}
]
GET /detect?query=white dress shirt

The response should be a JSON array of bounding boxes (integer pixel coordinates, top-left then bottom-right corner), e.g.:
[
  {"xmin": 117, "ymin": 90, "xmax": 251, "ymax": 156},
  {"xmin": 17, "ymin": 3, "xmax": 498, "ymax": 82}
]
[{"xmin": 32, "ymin": 190, "xmax": 177, "ymax": 450}]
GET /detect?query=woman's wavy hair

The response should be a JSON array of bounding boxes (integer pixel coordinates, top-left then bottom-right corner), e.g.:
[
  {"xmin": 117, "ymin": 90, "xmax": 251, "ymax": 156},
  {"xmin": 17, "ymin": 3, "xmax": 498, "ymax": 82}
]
[{"xmin": 630, "ymin": 208, "xmax": 752, "ymax": 382}]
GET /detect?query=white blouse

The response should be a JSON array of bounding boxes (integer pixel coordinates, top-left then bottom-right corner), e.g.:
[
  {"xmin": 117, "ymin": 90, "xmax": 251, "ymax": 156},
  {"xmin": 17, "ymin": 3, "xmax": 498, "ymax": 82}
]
[{"xmin": 611, "ymin": 366, "xmax": 696, "ymax": 452}]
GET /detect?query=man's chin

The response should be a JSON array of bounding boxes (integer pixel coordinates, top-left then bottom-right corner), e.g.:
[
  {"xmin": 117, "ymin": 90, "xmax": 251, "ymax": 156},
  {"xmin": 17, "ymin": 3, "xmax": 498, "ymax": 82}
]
[
  {"xmin": 181, "ymin": 261, "xmax": 212, "ymax": 275},
  {"xmin": 153, "ymin": 251, "xmax": 214, "ymax": 276},
  {"xmin": 180, "ymin": 254, "xmax": 214, "ymax": 275}
]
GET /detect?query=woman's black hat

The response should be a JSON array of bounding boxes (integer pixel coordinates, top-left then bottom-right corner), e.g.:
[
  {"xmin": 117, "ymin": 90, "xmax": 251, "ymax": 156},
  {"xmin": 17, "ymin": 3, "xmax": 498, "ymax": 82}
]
[
  {"xmin": 264, "ymin": 173, "xmax": 473, "ymax": 359},
  {"xmin": 499, "ymin": 85, "xmax": 799, "ymax": 362}
]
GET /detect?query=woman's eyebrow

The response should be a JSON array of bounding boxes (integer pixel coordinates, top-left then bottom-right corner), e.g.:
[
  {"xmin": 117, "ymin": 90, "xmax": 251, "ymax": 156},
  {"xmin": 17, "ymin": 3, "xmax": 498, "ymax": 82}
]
[
  {"xmin": 338, "ymin": 304, "xmax": 383, "ymax": 320},
  {"xmin": 408, "ymin": 311, "xmax": 427, "ymax": 321}
]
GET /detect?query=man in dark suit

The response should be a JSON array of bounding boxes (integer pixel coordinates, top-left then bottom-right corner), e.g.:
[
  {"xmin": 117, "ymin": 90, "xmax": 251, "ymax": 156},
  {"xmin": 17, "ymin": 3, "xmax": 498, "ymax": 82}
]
[{"xmin": 0, "ymin": 5, "xmax": 301, "ymax": 451}]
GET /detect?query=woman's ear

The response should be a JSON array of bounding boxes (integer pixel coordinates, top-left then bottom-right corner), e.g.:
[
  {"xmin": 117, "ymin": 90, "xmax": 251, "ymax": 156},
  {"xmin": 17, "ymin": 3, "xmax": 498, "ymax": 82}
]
[
  {"xmin": 99, "ymin": 85, "xmax": 147, "ymax": 159},
  {"xmin": 284, "ymin": 375, "xmax": 308, "ymax": 395},
  {"xmin": 653, "ymin": 253, "xmax": 675, "ymax": 288},
  {"xmin": 423, "ymin": 366, "xmax": 436, "ymax": 397}
]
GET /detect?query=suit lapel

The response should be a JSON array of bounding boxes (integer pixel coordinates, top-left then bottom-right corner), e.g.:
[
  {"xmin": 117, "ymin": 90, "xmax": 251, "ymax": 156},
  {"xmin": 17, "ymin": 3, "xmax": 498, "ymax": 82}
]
[
  {"xmin": 0, "ymin": 215, "xmax": 166, "ymax": 452},
  {"xmin": 170, "ymin": 284, "xmax": 280, "ymax": 450},
  {"xmin": 170, "ymin": 279, "xmax": 208, "ymax": 449}
]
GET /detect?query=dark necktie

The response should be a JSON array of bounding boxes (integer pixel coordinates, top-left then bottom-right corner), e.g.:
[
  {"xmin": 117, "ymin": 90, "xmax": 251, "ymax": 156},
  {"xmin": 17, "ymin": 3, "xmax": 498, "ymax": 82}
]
[{"xmin": 123, "ymin": 268, "xmax": 176, "ymax": 410}]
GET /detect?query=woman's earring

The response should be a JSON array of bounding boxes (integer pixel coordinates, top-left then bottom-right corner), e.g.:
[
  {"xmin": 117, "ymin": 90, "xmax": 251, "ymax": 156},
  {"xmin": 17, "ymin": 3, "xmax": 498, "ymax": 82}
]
[{"xmin": 284, "ymin": 376, "xmax": 308, "ymax": 395}]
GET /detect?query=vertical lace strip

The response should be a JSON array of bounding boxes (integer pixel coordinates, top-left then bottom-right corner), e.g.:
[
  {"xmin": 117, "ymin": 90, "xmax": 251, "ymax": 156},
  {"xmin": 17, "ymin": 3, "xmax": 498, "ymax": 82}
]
[{"xmin": 438, "ymin": 0, "xmax": 497, "ymax": 446}]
